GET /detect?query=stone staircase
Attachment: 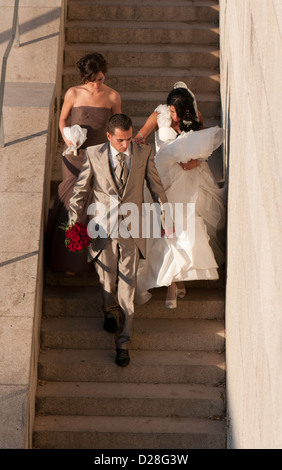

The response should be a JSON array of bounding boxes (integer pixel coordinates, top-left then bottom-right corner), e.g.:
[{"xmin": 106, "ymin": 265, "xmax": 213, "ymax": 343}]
[
  {"xmin": 63, "ymin": 0, "xmax": 221, "ymax": 140},
  {"xmin": 32, "ymin": 0, "xmax": 226, "ymax": 449}
]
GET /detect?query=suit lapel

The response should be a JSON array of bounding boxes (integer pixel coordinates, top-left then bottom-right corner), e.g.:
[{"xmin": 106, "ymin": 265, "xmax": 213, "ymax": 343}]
[
  {"xmin": 122, "ymin": 142, "xmax": 142, "ymax": 197},
  {"xmin": 97, "ymin": 142, "xmax": 120, "ymax": 196}
]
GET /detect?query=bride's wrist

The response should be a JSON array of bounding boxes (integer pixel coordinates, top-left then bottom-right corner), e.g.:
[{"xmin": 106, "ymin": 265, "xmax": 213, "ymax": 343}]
[{"xmin": 137, "ymin": 131, "xmax": 144, "ymax": 139}]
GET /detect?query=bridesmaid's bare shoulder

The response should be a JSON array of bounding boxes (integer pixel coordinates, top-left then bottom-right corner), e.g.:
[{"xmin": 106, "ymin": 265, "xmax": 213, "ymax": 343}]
[{"xmin": 104, "ymin": 84, "xmax": 121, "ymax": 113}]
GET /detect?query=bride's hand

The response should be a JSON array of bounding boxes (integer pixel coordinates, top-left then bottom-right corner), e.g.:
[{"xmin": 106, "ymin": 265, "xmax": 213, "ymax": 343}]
[
  {"xmin": 133, "ymin": 134, "xmax": 146, "ymax": 145},
  {"xmin": 179, "ymin": 160, "xmax": 200, "ymax": 171}
]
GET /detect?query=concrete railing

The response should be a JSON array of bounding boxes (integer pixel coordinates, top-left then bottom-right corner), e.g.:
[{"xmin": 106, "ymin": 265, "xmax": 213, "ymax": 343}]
[
  {"xmin": 0, "ymin": 0, "xmax": 20, "ymax": 147},
  {"xmin": 0, "ymin": 0, "xmax": 66, "ymax": 448}
]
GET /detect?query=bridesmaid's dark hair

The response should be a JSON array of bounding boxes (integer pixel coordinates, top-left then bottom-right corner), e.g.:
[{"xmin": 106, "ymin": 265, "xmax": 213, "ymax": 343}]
[
  {"xmin": 76, "ymin": 52, "xmax": 108, "ymax": 83},
  {"xmin": 167, "ymin": 88, "xmax": 201, "ymax": 133}
]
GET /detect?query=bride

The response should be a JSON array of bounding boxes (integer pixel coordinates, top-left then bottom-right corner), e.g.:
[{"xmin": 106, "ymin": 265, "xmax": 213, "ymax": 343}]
[{"xmin": 134, "ymin": 82, "xmax": 226, "ymax": 308}]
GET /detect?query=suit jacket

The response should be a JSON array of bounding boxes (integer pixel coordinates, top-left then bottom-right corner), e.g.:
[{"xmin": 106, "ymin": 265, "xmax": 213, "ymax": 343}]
[{"xmin": 68, "ymin": 141, "xmax": 168, "ymax": 260}]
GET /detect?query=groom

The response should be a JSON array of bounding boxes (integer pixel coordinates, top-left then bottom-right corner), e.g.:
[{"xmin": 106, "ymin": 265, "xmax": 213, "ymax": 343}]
[{"xmin": 68, "ymin": 114, "xmax": 168, "ymax": 367}]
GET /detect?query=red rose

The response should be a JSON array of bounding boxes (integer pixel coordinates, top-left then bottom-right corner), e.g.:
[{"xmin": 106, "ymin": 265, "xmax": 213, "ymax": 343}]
[
  {"xmin": 67, "ymin": 241, "xmax": 76, "ymax": 252},
  {"xmin": 70, "ymin": 232, "xmax": 80, "ymax": 242},
  {"xmin": 80, "ymin": 236, "xmax": 89, "ymax": 247},
  {"xmin": 79, "ymin": 227, "xmax": 87, "ymax": 237},
  {"xmin": 73, "ymin": 242, "xmax": 83, "ymax": 251},
  {"xmin": 61, "ymin": 221, "xmax": 94, "ymax": 253}
]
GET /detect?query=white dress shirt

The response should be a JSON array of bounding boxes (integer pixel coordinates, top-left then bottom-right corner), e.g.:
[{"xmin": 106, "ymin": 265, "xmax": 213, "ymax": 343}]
[{"xmin": 109, "ymin": 144, "xmax": 131, "ymax": 171}]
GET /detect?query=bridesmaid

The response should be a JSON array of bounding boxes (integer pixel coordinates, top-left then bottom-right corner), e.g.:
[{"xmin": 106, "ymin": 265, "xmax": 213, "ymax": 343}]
[{"xmin": 46, "ymin": 52, "xmax": 121, "ymax": 274}]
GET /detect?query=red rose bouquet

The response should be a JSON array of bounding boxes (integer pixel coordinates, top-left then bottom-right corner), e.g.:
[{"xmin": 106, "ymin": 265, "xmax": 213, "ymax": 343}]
[{"xmin": 60, "ymin": 221, "xmax": 93, "ymax": 253}]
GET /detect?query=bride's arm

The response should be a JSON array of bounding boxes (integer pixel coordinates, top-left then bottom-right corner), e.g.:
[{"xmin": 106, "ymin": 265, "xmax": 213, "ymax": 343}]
[
  {"xmin": 179, "ymin": 160, "xmax": 201, "ymax": 171},
  {"xmin": 133, "ymin": 111, "xmax": 159, "ymax": 144},
  {"xmin": 198, "ymin": 110, "xmax": 204, "ymax": 128}
]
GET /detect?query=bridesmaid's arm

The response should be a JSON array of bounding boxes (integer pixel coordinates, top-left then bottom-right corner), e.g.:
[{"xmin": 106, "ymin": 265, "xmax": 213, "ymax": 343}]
[{"xmin": 59, "ymin": 87, "xmax": 77, "ymax": 147}]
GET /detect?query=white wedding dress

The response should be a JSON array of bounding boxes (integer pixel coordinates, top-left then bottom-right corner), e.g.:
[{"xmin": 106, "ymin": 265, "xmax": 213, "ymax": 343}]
[{"xmin": 136, "ymin": 104, "xmax": 226, "ymax": 303}]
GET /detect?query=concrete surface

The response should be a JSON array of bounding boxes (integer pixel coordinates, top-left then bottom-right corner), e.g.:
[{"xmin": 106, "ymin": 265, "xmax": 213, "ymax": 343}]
[
  {"xmin": 0, "ymin": 0, "xmax": 65, "ymax": 448},
  {"xmin": 220, "ymin": 0, "xmax": 282, "ymax": 449}
]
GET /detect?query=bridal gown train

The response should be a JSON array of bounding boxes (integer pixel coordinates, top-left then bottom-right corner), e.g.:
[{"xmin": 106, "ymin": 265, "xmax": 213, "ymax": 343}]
[{"xmin": 136, "ymin": 104, "xmax": 226, "ymax": 302}]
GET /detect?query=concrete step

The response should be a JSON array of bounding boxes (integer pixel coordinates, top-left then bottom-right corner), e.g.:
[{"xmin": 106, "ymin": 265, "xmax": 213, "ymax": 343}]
[
  {"xmin": 40, "ymin": 317, "xmax": 225, "ymax": 351},
  {"xmin": 64, "ymin": 43, "xmax": 220, "ymax": 68},
  {"xmin": 119, "ymin": 91, "xmax": 220, "ymax": 118},
  {"xmin": 33, "ymin": 414, "xmax": 226, "ymax": 449},
  {"xmin": 36, "ymin": 0, "xmax": 225, "ymax": 451},
  {"xmin": 35, "ymin": 381, "xmax": 225, "ymax": 418},
  {"xmin": 38, "ymin": 349, "xmax": 226, "ymax": 384},
  {"xmin": 43, "ymin": 285, "xmax": 225, "ymax": 320},
  {"xmin": 63, "ymin": 66, "xmax": 220, "ymax": 93},
  {"xmin": 68, "ymin": 0, "xmax": 219, "ymax": 23},
  {"xmin": 45, "ymin": 267, "xmax": 224, "ymax": 289},
  {"xmin": 66, "ymin": 21, "xmax": 219, "ymax": 45},
  {"xmin": 45, "ymin": 267, "xmax": 99, "ymax": 286}
]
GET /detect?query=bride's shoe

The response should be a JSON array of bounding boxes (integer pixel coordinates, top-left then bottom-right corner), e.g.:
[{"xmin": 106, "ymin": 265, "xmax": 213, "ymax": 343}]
[
  {"xmin": 165, "ymin": 284, "xmax": 177, "ymax": 309},
  {"xmin": 165, "ymin": 298, "xmax": 177, "ymax": 309},
  {"xmin": 176, "ymin": 287, "xmax": 186, "ymax": 298}
]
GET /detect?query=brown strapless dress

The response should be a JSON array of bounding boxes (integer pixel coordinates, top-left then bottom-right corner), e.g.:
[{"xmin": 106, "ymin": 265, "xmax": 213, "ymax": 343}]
[{"xmin": 46, "ymin": 106, "xmax": 111, "ymax": 273}]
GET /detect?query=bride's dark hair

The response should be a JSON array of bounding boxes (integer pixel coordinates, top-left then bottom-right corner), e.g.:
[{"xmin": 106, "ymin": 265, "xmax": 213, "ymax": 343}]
[
  {"xmin": 167, "ymin": 88, "xmax": 201, "ymax": 133},
  {"xmin": 76, "ymin": 52, "xmax": 108, "ymax": 83}
]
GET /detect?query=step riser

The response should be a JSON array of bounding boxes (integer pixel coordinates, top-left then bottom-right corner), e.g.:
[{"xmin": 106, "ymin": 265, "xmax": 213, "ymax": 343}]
[
  {"xmin": 68, "ymin": 5, "xmax": 219, "ymax": 22},
  {"xmin": 45, "ymin": 264, "xmax": 223, "ymax": 287},
  {"xmin": 66, "ymin": 27, "xmax": 219, "ymax": 46},
  {"xmin": 64, "ymin": 49, "xmax": 219, "ymax": 69},
  {"xmin": 121, "ymin": 99, "xmax": 220, "ymax": 118},
  {"xmin": 33, "ymin": 430, "xmax": 225, "ymax": 449},
  {"xmin": 43, "ymin": 299, "xmax": 225, "ymax": 320},
  {"xmin": 62, "ymin": 74, "xmax": 220, "ymax": 94},
  {"xmin": 36, "ymin": 395, "xmax": 225, "ymax": 418},
  {"xmin": 40, "ymin": 329, "xmax": 225, "ymax": 352},
  {"xmin": 38, "ymin": 362, "xmax": 225, "ymax": 384}
]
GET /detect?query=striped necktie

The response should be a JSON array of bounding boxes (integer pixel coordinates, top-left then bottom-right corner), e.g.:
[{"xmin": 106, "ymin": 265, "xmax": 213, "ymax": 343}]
[{"xmin": 115, "ymin": 152, "xmax": 129, "ymax": 192}]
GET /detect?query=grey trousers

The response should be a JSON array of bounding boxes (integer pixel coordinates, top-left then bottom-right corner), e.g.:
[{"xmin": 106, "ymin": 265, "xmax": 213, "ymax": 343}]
[{"xmin": 94, "ymin": 236, "xmax": 140, "ymax": 349}]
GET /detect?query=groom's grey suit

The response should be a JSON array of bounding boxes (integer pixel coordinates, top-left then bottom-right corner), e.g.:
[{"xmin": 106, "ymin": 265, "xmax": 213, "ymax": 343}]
[{"xmin": 68, "ymin": 140, "xmax": 168, "ymax": 350}]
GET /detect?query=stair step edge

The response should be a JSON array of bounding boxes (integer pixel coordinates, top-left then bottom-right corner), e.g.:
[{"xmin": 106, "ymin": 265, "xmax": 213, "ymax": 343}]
[{"xmin": 33, "ymin": 414, "xmax": 226, "ymax": 433}]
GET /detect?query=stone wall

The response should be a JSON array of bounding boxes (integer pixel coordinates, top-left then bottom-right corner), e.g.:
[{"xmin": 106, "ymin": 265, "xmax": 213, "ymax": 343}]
[
  {"xmin": 0, "ymin": 0, "xmax": 65, "ymax": 448},
  {"xmin": 220, "ymin": 0, "xmax": 282, "ymax": 448}
]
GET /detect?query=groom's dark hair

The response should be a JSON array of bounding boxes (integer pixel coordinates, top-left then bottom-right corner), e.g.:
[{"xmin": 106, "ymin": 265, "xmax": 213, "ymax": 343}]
[{"xmin": 107, "ymin": 114, "xmax": 132, "ymax": 134}]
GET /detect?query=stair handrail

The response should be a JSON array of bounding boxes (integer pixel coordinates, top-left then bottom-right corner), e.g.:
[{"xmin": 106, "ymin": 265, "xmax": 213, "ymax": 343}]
[{"xmin": 0, "ymin": 0, "xmax": 20, "ymax": 148}]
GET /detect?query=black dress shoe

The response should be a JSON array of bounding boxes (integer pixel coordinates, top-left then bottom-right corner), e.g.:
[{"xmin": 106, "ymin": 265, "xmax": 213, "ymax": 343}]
[
  {"xmin": 104, "ymin": 317, "xmax": 118, "ymax": 334},
  {"xmin": 116, "ymin": 348, "xmax": 130, "ymax": 367}
]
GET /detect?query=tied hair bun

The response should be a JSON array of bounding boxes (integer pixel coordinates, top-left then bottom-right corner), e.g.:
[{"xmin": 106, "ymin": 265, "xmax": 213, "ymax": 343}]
[
  {"xmin": 181, "ymin": 110, "xmax": 201, "ymax": 133},
  {"xmin": 76, "ymin": 53, "xmax": 108, "ymax": 83}
]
